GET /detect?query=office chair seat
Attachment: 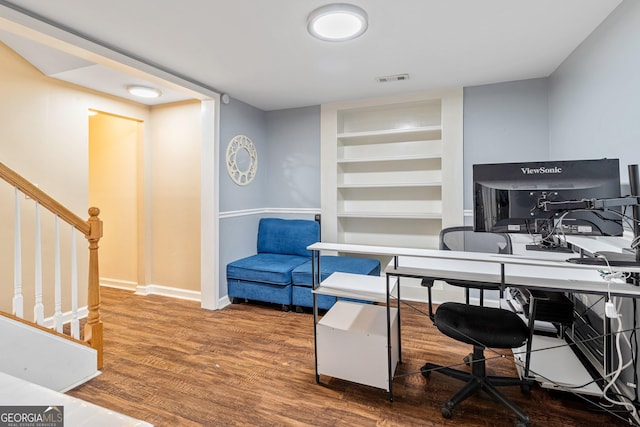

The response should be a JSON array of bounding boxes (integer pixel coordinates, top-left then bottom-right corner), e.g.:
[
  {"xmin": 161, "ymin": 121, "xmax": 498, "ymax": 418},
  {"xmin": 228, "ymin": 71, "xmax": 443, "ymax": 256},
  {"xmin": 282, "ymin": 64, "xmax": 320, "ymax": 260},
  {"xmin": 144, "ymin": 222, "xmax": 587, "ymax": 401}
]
[
  {"xmin": 435, "ymin": 302, "xmax": 529, "ymax": 349},
  {"xmin": 422, "ymin": 302, "xmax": 532, "ymax": 427}
]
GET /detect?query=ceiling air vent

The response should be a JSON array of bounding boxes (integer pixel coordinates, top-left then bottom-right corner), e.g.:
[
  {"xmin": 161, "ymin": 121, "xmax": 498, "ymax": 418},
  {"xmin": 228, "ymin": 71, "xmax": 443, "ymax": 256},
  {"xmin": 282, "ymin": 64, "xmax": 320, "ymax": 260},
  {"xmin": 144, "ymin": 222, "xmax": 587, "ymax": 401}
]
[{"xmin": 375, "ymin": 73, "xmax": 409, "ymax": 83}]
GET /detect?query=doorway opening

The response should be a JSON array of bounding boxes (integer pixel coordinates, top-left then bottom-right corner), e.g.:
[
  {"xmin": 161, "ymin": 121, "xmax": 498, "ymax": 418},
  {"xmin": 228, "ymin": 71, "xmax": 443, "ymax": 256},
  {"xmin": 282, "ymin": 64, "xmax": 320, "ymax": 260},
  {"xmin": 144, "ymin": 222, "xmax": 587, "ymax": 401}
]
[{"xmin": 88, "ymin": 110, "xmax": 143, "ymax": 290}]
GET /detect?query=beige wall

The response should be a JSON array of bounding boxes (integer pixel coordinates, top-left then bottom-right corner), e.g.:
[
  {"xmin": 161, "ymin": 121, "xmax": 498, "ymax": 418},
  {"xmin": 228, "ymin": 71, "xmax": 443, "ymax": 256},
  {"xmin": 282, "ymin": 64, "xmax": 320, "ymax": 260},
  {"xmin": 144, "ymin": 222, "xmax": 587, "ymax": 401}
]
[
  {"xmin": 0, "ymin": 42, "xmax": 203, "ymax": 316},
  {"xmin": 149, "ymin": 102, "xmax": 202, "ymax": 292},
  {"xmin": 89, "ymin": 113, "xmax": 141, "ymax": 286}
]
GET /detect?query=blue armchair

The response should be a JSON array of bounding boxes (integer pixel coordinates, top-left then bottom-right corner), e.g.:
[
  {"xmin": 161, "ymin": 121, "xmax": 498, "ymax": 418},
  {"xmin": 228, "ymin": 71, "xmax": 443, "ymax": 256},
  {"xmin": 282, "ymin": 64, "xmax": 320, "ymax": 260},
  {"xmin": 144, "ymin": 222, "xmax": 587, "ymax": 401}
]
[{"xmin": 227, "ymin": 218, "xmax": 319, "ymax": 310}]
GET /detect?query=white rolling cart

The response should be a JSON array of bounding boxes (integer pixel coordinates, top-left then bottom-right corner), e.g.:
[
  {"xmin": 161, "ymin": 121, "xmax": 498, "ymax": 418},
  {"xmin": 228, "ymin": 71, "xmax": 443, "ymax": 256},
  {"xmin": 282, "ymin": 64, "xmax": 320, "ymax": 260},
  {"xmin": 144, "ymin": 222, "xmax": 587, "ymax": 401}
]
[{"xmin": 312, "ymin": 271, "xmax": 400, "ymax": 401}]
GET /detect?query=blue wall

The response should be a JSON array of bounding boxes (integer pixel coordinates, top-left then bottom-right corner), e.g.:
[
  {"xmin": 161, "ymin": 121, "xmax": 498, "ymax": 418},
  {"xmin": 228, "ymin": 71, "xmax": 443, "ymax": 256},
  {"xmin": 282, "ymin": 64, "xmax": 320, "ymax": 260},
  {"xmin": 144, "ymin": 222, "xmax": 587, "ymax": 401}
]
[
  {"xmin": 218, "ymin": 100, "xmax": 320, "ymax": 299},
  {"xmin": 462, "ymin": 0, "xmax": 640, "ymax": 206},
  {"xmin": 218, "ymin": 99, "xmax": 267, "ymax": 298},
  {"xmin": 463, "ymin": 78, "xmax": 549, "ymax": 212},
  {"xmin": 549, "ymin": 0, "xmax": 640, "ymax": 184},
  {"xmin": 219, "ymin": 98, "xmax": 268, "ymax": 212},
  {"xmin": 547, "ymin": 0, "xmax": 640, "ymax": 400},
  {"xmin": 265, "ymin": 105, "xmax": 321, "ymax": 208},
  {"xmin": 217, "ymin": 0, "xmax": 639, "ymax": 299}
]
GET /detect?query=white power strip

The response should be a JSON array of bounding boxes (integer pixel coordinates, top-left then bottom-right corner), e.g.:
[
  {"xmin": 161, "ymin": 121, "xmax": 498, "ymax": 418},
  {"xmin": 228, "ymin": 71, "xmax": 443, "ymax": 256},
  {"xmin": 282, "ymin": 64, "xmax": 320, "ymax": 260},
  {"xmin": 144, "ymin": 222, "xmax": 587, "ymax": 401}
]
[{"xmin": 605, "ymin": 300, "xmax": 619, "ymax": 318}]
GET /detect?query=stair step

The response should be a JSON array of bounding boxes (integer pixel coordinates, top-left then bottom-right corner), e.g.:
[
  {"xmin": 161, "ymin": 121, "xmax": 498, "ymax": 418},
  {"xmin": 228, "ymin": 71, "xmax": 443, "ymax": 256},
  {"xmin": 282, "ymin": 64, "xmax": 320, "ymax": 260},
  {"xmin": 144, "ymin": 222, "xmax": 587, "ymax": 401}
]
[{"xmin": 0, "ymin": 372, "xmax": 152, "ymax": 426}]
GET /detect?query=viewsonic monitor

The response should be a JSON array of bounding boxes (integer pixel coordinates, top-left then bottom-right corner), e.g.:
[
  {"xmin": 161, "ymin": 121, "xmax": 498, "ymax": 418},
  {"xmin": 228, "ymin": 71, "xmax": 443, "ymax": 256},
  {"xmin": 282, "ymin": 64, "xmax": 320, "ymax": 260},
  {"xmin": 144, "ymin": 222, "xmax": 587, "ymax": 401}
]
[{"xmin": 473, "ymin": 158, "xmax": 623, "ymax": 238}]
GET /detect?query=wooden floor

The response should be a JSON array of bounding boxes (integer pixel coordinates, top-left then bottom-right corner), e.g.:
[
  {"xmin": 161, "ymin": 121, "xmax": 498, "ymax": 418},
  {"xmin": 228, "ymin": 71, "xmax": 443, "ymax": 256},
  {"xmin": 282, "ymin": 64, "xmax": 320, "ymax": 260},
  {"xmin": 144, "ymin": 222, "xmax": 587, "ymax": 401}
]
[{"xmin": 67, "ymin": 287, "xmax": 630, "ymax": 426}]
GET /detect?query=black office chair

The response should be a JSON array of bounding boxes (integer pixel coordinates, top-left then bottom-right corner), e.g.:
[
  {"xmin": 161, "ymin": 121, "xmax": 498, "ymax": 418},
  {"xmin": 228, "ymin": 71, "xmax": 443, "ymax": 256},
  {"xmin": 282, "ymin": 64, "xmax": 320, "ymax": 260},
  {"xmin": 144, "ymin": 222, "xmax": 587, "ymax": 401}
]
[
  {"xmin": 421, "ymin": 226, "xmax": 532, "ymax": 427},
  {"xmin": 440, "ymin": 226, "xmax": 512, "ymax": 305}
]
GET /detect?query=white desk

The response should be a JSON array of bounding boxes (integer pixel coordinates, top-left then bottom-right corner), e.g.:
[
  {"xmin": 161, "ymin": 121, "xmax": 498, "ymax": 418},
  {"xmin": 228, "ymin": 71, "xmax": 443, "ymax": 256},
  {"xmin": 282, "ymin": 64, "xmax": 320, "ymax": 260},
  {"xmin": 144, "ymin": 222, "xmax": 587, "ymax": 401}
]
[
  {"xmin": 308, "ymin": 241, "xmax": 640, "ymax": 296},
  {"xmin": 308, "ymin": 240, "xmax": 640, "ymax": 398}
]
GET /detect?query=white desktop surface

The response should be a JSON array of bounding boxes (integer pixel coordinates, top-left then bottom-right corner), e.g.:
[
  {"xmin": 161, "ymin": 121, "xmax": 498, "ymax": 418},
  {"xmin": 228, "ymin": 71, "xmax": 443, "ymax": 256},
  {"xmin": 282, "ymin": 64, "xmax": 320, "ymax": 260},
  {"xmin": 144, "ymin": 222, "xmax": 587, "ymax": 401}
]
[
  {"xmin": 308, "ymin": 241, "xmax": 640, "ymax": 271},
  {"xmin": 566, "ymin": 235, "xmax": 633, "ymax": 255},
  {"xmin": 308, "ymin": 241, "xmax": 640, "ymax": 297}
]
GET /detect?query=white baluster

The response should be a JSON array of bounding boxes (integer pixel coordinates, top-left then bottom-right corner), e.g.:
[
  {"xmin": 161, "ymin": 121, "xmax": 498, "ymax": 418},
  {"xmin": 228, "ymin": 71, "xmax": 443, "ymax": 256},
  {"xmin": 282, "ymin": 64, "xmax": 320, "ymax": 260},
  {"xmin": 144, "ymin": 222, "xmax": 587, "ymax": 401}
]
[
  {"xmin": 13, "ymin": 187, "xmax": 23, "ymax": 318},
  {"xmin": 54, "ymin": 216, "xmax": 63, "ymax": 333},
  {"xmin": 70, "ymin": 227, "xmax": 80, "ymax": 339},
  {"xmin": 34, "ymin": 202, "xmax": 44, "ymax": 324}
]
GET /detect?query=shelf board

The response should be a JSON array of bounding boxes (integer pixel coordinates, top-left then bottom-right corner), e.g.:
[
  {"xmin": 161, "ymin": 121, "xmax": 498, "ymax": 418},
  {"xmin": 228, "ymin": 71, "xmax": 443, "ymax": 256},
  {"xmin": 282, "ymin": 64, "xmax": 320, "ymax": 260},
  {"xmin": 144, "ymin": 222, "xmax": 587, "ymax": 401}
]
[
  {"xmin": 337, "ymin": 125, "xmax": 442, "ymax": 140},
  {"xmin": 337, "ymin": 182, "xmax": 442, "ymax": 189},
  {"xmin": 314, "ymin": 272, "xmax": 398, "ymax": 302},
  {"xmin": 337, "ymin": 153, "xmax": 442, "ymax": 164},
  {"xmin": 337, "ymin": 212, "xmax": 442, "ymax": 219}
]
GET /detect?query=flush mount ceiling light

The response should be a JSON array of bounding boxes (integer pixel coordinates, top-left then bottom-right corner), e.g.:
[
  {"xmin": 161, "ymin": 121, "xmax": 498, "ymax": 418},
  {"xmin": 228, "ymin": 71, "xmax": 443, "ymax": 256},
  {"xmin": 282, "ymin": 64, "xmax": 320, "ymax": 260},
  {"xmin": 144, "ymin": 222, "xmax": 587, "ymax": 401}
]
[
  {"xmin": 307, "ymin": 3, "xmax": 368, "ymax": 42},
  {"xmin": 126, "ymin": 85, "xmax": 162, "ymax": 98}
]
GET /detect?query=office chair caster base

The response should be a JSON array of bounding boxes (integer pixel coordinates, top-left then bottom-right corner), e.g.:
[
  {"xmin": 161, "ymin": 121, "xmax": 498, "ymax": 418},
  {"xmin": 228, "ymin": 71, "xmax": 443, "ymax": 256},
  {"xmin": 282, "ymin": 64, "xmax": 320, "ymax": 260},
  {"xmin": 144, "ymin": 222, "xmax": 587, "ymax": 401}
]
[
  {"xmin": 514, "ymin": 420, "xmax": 529, "ymax": 427},
  {"xmin": 441, "ymin": 402, "xmax": 454, "ymax": 419},
  {"xmin": 463, "ymin": 353, "xmax": 473, "ymax": 366},
  {"xmin": 420, "ymin": 362, "xmax": 434, "ymax": 378}
]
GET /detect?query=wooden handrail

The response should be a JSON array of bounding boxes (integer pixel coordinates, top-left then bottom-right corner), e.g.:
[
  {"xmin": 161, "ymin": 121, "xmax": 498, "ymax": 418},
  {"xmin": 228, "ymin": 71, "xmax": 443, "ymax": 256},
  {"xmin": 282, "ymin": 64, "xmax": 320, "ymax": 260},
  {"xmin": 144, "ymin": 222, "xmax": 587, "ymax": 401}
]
[
  {"xmin": 0, "ymin": 161, "xmax": 103, "ymax": 369},
  {"xmin": 0, "ymin": 162, "xmax": 90, "ymax": 235}
]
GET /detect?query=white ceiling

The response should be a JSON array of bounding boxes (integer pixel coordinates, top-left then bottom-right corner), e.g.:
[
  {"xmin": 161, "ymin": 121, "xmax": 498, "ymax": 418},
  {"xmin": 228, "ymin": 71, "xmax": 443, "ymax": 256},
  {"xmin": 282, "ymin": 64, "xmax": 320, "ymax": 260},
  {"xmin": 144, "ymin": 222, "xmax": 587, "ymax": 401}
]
[{"xmin": 0, "ymin": 0, "xmax": 622, "ymax": 110}]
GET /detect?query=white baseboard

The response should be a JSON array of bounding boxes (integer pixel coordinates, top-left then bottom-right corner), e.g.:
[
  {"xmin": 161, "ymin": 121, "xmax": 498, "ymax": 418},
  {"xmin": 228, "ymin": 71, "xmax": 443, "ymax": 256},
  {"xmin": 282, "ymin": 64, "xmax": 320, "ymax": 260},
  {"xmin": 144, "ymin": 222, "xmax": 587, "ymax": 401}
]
[
  {"xmin": 101, "ymin": 278, "xmax": 233, "ymax": 310},
  {"xmin": 218, "ymin": 295, "xmax": 231, "ymax": 309},
  {"xmin": 101, "ymin": 278, "xmax": 498, "ymax": 311},
  {"xmin": 101, "ymin": 278, "xmax": 201, "ymax": 302},
  {"xmin": 135, "ymin": 284, "xmax": 201, "ymax": 302},
  {"xmin": 100, "ymin": 277, "xmax": 138, "ymax": 291}
]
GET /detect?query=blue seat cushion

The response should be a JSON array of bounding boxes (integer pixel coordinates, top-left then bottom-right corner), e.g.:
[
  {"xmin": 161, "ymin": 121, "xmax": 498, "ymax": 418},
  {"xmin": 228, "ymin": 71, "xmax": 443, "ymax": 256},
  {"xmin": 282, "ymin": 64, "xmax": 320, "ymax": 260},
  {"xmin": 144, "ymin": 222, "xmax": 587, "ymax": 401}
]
[
  {"xmin": 228, "ymin": 280, "xmax": 292, "ymax": 305},
  {"xmin": 227, "ymin": 253, "xmax": 310, "ymax": 285},
  {"xmin": 257, "ymin": 218, "xmax": 319, "ymax": 257},
  {"xmin": 292, "ymin": 286, "xmax": 337, "ymax": 310},
  {"xmin": 292, "ymin": 256, "xmax": 381, "ymax": 287}
]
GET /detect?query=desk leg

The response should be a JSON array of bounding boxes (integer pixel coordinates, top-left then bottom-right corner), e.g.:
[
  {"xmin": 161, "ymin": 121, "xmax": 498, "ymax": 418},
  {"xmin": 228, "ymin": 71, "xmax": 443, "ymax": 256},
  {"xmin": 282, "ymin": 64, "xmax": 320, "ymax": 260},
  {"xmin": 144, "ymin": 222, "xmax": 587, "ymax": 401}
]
[
  {"xmin": 524, "ymin": 295, "xmax": 537, "ymax": 379},
  {"xmin": 312, "ymin": 249, "xmax": 320, "ymax": 384},
  {"xmin": 386, "ymin": 273, "xmax": 393, "ymax": 402},
  {"xmin": 395, "ymin": 257, "xmax": 402, "ymax": 364}
]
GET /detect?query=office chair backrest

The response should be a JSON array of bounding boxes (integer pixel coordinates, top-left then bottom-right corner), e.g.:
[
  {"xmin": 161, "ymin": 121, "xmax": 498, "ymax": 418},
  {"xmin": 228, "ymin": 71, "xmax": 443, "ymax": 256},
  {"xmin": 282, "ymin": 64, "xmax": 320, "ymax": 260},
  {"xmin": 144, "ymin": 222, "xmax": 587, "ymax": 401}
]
[
  {"xmin": 438, "ymin": 226, "xmax": 512, "ymax": 303},
  {"xmin": 440, "ymin": 226, "xmax": 512, "ymax": 255}
]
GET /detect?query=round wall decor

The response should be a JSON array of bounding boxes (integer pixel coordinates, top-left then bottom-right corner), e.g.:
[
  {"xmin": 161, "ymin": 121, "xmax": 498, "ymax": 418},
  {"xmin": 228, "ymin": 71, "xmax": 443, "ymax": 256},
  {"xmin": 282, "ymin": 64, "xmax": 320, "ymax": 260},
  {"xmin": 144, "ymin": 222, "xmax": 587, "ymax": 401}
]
[{"xmin": 226, "ymin": 134, "xmax": 258, "ymax": 186}]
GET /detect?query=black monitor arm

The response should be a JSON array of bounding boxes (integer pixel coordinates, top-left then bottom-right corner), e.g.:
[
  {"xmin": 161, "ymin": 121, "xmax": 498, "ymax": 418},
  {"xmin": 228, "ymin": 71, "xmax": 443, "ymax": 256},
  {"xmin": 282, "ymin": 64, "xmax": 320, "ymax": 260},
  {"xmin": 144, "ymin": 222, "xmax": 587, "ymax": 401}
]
[
  {"xmin": 536, "ymin": 196, "xmax": 640, "ymax": 257},
  {"xmin": 541, "ymin": 162, "xmax": 640, "ymax": 237},
  {"xmin": 539, "ymin": 195, "xmax": 640, "ymax": 212},
  {"xmin": 539, "ymin": 163, "xmax": 640, "ymax": 266}
]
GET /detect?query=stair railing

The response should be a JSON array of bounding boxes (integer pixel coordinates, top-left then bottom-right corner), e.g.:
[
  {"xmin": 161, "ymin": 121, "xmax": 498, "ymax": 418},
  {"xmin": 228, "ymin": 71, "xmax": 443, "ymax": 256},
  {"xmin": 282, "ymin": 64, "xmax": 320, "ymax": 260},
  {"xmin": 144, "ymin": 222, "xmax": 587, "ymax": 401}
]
[{"xmin": 0, "ymin": 162, "xmax": 103, "ymax": 369}]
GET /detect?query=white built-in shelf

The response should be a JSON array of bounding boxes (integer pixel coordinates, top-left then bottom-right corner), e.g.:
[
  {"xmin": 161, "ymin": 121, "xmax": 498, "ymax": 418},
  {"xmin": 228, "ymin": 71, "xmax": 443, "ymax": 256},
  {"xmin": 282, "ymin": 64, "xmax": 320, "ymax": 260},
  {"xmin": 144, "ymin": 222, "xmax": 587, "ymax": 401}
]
[
  {"xmin": 337, "ymin": 153, "xmax": 442, "ymax": 163},
  {"xmin": 337, "ymin": 125, "xmax": 442, "ymax": 140},
  {"xmin": 337, "ymin": 212, "xmax": 442, "ymax": 219},
  {"xmin": 337, "ymin": 182, "xmax": 442, "ymax": 189},
  {"xmin": 321, "ymin": 91, "xmax": 463, "ymax": 249}
]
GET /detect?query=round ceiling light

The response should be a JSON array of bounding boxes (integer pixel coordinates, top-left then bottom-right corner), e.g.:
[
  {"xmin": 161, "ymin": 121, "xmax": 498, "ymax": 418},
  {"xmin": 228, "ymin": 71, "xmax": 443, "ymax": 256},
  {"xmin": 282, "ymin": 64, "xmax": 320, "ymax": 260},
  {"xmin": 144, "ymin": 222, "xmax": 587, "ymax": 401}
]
[
  {"xmin": 307, "ymin": 3, "xmax": 368, "ymax": 42},
  {"xmin": 126, "ymin": 85, "xmax": 162, "ymax": 98}
]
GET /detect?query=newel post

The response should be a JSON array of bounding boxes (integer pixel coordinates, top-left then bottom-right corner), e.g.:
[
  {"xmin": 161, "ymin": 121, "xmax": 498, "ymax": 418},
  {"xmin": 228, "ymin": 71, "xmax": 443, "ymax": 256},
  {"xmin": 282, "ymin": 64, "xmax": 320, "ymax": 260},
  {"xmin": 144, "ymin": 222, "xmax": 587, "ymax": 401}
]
[{"xmin": 84, "ymin": 207, "xmax": 104, "ymax": 369}]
